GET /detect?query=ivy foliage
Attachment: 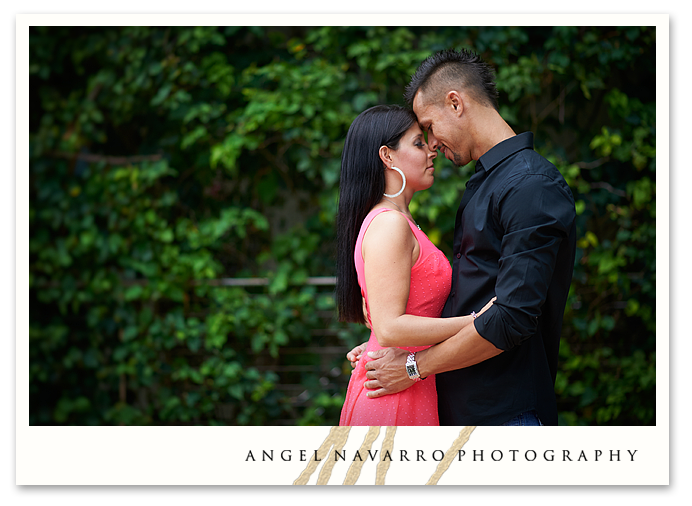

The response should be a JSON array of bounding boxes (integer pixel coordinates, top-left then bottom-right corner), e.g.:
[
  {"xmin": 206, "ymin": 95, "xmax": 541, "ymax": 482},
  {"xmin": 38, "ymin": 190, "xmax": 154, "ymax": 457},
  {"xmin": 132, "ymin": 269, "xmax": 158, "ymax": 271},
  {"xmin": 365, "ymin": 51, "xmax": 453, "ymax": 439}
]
[{"xmin": 29, "ymin": 26, "xmax": 656, "ymax": 425}]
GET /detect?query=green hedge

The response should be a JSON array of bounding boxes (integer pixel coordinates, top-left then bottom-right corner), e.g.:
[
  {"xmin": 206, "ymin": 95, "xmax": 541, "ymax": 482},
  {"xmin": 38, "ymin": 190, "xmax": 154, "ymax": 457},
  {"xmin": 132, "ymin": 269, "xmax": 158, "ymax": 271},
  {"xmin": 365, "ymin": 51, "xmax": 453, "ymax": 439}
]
[{"xmin": 29, "ymin": 26, "xmax": 656, "ymax": 425}]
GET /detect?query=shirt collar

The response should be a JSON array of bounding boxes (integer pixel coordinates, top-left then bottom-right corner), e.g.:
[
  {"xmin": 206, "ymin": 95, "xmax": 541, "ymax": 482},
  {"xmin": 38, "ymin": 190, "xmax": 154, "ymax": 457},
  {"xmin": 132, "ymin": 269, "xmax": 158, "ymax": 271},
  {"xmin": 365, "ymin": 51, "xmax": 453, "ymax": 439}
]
[{"xmin": 476, "ymin": 132, "xmax": 534, "ymax": 174}]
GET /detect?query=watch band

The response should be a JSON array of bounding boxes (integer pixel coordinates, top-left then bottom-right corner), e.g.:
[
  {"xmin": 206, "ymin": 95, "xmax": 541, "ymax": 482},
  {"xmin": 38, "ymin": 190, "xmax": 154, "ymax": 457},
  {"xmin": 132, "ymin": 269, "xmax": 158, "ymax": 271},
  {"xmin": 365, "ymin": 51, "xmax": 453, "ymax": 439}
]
[{"xmin": 405, "ymin": 352, "xmax": 422, "ymax": 382}]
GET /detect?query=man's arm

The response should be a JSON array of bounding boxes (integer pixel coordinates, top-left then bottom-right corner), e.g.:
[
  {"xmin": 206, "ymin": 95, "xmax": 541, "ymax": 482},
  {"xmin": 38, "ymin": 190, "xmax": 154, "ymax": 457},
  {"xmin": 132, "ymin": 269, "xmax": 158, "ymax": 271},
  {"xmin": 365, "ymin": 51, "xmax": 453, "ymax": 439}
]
[
  {"xmin": 363, "ymin": 321, "xmax": 501, "ymax": 398},
  {"xmin": 365, "ymin": 171, "xmax": 575, "ymax": 397},
  {"xmin": 417, "ymin": 322, "xmax": 502, "ymax": 376}
]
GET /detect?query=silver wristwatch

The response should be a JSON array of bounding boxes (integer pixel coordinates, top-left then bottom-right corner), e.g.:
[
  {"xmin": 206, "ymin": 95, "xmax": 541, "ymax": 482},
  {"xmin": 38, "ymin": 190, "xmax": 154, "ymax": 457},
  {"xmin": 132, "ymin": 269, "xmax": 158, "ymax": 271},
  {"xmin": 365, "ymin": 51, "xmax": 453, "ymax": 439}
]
[{"xmin": 405, "ymin": 352, "xmax": 422, "ymax": 382}]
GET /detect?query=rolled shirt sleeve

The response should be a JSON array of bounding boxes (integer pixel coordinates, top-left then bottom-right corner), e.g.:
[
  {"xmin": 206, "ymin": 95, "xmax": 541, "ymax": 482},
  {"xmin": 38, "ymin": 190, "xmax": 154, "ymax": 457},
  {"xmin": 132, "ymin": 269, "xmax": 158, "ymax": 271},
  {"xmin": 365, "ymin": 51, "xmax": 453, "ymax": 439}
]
[{"xmin": 473, "ymin": 171, "xmax": 576, "ymax": 351}]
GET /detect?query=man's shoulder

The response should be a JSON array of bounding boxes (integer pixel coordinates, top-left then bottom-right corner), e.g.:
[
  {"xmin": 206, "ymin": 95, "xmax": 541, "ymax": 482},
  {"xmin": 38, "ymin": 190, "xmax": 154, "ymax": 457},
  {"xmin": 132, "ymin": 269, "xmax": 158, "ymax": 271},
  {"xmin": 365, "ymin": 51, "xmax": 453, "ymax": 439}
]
[
  {"xmin": 491, "ymin": 152, "xmax": 574, "ymax": 213},
  {"xmin": 499, "ymin": 149, "xmax": 569, "ymax": 191},
  {"xmin": 513, "ymin": 148, "xmax": 559, "ymax": 176}
]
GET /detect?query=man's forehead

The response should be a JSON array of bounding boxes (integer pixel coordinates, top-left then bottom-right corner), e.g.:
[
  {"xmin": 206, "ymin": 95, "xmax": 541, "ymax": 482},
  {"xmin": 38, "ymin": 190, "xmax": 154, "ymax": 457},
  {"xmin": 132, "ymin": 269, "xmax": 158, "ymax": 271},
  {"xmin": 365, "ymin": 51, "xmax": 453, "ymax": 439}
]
[
  {"xmin": 412, "ymin": 93, "xmax": 427, "ymax": 118},
  {"xmin": 414, "ymin": 90, "xmax": 436, "ymax": 118},
  {"xmin": 414, "ymin": 108, "xmax": 433, "ymax": 130},
  {"xmin": 412, "ymin": 89, "xmax": 425, "ymax": 111}
]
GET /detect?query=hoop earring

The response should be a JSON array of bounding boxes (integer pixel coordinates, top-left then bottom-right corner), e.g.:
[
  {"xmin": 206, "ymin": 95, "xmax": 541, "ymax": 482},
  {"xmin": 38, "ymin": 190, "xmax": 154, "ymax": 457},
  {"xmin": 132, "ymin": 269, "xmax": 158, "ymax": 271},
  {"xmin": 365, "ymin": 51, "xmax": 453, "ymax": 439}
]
[{"xmin": 384, "ymin": 166, "xmax": 406, "ymax": 198}]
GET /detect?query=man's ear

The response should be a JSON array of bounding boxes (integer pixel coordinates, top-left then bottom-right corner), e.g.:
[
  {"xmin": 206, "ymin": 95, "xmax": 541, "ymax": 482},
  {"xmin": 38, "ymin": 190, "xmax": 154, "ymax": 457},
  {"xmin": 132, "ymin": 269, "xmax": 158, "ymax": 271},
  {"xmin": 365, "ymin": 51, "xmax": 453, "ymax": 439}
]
[
  {"xmin": 379, "ymin": 145, "xmax": 392, "ymax": 167},
  {"xmin": 446, "ymin": 90, "xmax": 464, "ymax": 117}
]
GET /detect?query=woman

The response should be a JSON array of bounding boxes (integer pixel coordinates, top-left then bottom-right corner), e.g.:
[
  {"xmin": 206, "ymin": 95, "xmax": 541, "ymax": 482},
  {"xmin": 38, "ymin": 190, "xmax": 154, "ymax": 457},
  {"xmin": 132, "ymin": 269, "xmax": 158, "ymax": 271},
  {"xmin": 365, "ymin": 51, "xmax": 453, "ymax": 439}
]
[{"xmin": 336, "ymin": 105, "xmax": 493, "ymax": 426}]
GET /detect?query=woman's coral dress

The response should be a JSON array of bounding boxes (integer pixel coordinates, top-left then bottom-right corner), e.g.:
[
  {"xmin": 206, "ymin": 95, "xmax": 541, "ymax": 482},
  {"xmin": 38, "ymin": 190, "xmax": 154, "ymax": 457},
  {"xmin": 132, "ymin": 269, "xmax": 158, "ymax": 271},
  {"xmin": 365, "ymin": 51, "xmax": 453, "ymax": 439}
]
[{"xmin": 339, "ymin": 208, "xmax": 452, "ymax": 426}]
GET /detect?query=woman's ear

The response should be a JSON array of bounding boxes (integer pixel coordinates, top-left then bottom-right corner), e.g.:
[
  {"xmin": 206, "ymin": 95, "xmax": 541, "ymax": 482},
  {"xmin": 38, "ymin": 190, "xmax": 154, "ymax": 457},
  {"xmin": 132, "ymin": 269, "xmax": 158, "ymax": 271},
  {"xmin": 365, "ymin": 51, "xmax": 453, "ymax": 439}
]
[{"xmin": 378, "ymin": 145, "xmax": 392, "ymax": 167}]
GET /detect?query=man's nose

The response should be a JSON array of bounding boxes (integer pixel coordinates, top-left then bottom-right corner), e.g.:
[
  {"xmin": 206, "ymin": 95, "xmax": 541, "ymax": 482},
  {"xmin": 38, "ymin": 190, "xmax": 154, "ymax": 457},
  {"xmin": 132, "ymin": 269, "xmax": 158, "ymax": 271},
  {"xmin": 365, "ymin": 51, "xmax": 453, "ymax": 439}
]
[{"xmin": 427, "ymin": 132, "xmax": 439, "ymax": 151}]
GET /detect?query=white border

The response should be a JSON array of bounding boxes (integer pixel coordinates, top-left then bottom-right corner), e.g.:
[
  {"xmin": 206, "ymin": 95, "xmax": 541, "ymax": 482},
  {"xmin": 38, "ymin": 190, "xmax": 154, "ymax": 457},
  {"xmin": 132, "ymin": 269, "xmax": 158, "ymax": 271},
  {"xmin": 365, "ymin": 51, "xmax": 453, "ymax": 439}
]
[{"xmin": 12, "ymin": 9, "xmax": 684, "ymax": 495}]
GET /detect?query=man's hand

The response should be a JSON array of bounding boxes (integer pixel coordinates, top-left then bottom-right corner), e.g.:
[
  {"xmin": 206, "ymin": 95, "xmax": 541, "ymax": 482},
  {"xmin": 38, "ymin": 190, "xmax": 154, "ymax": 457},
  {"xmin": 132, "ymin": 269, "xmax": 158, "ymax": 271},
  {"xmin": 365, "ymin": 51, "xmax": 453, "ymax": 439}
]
[
  {"xmin": 346, "ymin": 342, "xmax": 368, "ymax": 370},
  {"xmin": 363, "ymin": 347, "xmax": 414, "ymax": 398}
]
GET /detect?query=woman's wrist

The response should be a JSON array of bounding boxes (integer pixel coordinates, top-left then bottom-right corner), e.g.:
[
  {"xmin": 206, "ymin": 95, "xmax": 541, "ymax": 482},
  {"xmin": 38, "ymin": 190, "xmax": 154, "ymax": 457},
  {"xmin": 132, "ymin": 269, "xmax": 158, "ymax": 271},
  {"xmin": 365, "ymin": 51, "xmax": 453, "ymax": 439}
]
[{"xmin": 465, "ymin": 313, "xmax": 476, "ymax": 328}]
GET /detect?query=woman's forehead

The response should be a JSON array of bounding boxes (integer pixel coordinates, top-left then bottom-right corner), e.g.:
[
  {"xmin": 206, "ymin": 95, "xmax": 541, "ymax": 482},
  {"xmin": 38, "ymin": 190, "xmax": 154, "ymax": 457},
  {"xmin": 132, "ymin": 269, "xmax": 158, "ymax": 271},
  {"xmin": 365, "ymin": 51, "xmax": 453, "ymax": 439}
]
[{"xmin": 404, "ymin": 123, "xmax": 424, "ymax": 137}]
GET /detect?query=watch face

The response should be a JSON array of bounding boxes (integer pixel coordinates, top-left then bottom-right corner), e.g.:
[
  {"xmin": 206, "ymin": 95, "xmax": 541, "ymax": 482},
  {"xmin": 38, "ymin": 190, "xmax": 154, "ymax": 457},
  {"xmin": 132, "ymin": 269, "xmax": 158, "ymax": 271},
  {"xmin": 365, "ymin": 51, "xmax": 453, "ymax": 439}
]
[{"xmin": 406, "ymin": 364, "xmax": 418, "ymax": 378}]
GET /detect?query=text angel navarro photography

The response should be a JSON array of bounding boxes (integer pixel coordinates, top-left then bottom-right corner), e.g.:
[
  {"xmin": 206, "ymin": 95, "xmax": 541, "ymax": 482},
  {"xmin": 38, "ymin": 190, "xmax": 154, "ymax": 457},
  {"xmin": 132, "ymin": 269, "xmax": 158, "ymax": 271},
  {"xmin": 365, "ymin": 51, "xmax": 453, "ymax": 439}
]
[{"xmin": 245, "ymin": 448, "xmax": 639, "ymax": 463}]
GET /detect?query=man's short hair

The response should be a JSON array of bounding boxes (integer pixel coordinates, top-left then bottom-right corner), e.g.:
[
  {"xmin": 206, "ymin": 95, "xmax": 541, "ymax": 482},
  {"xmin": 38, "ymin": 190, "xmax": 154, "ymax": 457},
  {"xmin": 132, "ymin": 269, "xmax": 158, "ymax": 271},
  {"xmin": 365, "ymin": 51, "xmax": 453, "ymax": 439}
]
[{"xmin": 404, "ymin": 48, "xmax": 499, "ymax": 111}]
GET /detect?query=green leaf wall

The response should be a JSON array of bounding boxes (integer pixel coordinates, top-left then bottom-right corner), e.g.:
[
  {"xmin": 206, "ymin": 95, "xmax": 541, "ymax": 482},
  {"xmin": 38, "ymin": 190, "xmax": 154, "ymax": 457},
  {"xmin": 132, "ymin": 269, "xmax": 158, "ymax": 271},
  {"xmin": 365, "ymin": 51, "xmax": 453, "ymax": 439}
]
[{"xmin": 29, "ymin": 26, "xmax": 656, "ymax": 425}]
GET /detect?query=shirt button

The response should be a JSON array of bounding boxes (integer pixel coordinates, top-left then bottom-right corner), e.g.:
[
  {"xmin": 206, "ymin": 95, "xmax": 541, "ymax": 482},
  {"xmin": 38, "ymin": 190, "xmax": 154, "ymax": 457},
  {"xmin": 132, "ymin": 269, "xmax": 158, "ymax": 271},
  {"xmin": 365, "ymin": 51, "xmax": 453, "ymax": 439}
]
[{"xmin": 456, "ymin": 253, "xmax": 461, "ymax": 259}]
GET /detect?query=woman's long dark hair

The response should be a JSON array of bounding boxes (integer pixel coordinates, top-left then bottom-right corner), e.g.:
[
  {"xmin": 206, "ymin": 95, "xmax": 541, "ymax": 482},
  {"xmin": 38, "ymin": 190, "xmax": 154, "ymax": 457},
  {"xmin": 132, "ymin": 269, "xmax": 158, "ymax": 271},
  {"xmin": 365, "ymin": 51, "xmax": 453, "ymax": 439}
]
[{"xmin": 336, "ymin": 105, "xmax": 417, "ymax": 323}]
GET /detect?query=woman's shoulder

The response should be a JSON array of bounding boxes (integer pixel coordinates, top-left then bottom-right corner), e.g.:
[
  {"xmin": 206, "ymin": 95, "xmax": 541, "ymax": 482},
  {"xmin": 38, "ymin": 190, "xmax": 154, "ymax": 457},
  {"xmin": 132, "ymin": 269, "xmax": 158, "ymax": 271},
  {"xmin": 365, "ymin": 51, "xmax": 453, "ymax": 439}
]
[
  {"xmin": 366, "ymin": 207, "xmax": 412, "ymax": 233},
  {"xmin": 362, "ymin": 208, "xmax": 415, "ymax": 251}
]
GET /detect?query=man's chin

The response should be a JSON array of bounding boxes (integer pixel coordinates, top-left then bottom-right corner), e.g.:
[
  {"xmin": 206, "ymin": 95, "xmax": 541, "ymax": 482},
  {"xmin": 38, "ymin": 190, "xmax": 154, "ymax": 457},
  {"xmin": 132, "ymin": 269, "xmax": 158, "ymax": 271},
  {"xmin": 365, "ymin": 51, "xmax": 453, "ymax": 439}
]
[
  {"xmin": 448, "ymin": 152, "xmax": 465, "ymax": 167},
  {"xmin": 442, "ymin": 147, "xmax": 464, "ymax": 167}
]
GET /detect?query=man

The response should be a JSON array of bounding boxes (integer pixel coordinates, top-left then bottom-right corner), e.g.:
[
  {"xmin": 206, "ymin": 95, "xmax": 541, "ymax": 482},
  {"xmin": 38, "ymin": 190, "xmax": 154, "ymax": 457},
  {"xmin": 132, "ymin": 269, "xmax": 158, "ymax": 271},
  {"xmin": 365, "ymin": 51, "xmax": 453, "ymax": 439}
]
[{"xmin": 348, "ymin": 49, "xmax": 577, "ymax": 426}]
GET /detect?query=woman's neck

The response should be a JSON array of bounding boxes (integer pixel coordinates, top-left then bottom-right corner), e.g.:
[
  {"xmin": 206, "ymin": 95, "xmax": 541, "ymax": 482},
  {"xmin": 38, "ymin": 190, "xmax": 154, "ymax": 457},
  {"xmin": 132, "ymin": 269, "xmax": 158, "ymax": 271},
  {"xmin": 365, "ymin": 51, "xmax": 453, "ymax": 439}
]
[{"xmin": 379, "ymin": 196, "xmax": 410, "ymax": 216}]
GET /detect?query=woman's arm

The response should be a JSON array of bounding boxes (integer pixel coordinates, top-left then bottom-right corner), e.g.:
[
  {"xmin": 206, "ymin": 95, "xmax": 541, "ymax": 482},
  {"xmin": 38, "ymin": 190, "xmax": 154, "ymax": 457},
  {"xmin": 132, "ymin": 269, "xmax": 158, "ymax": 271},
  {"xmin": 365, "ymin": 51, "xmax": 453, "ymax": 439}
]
[{"xmin": 362, "ymin": 211, "xmax": 486, "ymax": 347}]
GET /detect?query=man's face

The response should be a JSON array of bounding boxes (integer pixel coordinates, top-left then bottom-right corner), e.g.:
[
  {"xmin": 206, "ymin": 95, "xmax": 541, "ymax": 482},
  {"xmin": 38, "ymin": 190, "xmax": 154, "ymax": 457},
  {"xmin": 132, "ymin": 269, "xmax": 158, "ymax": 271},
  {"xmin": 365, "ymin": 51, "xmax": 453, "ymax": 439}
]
[{"xmin": 412, "ymin": 90, "xmax": 469, "ymax": 167}]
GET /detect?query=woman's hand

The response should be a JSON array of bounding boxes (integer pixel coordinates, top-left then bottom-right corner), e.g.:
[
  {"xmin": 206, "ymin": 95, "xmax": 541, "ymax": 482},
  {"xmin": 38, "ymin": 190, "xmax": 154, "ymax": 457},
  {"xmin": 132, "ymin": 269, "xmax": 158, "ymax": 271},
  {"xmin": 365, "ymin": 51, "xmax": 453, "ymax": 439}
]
[
  {"xmin": 346, "ymin": 342, "xmax": 369, "ymax": 370},
  {"xmin": 477, "ymin": 296, "xmax": 497, "ymax": 317}
]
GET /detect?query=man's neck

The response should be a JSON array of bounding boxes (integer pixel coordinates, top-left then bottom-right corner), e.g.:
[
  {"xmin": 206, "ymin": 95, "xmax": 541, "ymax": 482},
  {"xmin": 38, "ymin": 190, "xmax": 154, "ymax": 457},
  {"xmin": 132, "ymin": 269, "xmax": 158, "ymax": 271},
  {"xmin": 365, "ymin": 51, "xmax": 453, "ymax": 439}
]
[{"xmin": 470, "ymin": 108, "xmax": 516, "ymax": 161}]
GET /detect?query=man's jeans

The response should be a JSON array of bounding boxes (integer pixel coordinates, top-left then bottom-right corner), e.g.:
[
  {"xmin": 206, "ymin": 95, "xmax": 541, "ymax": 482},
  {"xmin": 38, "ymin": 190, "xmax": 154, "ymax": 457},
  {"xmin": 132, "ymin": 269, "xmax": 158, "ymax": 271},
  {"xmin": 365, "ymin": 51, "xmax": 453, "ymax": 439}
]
[{"xmin": 501, "ymin": 410, "xmax": 543, "ymax": 426}]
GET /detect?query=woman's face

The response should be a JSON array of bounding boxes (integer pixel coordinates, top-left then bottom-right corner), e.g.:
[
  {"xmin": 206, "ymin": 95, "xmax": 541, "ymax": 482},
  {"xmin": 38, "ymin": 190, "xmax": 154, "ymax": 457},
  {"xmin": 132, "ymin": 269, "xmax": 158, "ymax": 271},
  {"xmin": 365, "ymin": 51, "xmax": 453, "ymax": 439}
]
[{"xmin": 390, "ymin": 123, "xmax": 438, "ymax": 192}]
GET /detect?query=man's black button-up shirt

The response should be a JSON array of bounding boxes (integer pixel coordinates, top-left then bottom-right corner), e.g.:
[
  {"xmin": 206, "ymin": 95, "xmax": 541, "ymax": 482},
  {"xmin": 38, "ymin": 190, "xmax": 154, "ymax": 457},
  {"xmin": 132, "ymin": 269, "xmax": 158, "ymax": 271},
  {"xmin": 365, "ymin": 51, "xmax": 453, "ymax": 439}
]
[{"xmin": 437, "ymin": 132, "xmax": 577, "ymax": 426}]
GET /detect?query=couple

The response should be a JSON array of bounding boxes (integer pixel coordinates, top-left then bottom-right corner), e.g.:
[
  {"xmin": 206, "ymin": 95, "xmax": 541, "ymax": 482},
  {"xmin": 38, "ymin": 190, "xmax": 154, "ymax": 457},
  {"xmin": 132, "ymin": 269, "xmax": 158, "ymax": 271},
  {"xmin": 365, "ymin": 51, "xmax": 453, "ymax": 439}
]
[{"xmin": 336, "ymin": 49, "xmax": 577, "ymax": 426}]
